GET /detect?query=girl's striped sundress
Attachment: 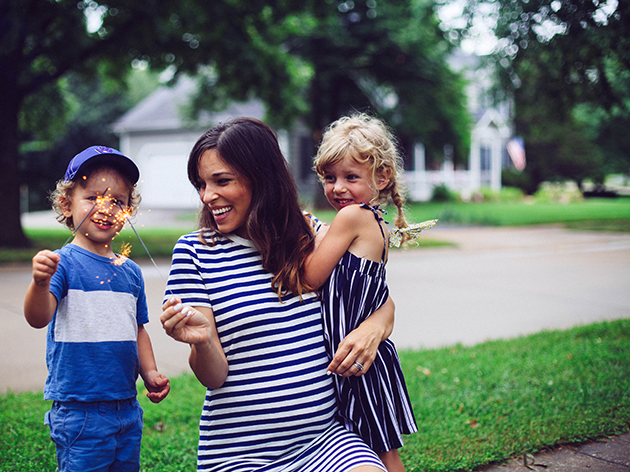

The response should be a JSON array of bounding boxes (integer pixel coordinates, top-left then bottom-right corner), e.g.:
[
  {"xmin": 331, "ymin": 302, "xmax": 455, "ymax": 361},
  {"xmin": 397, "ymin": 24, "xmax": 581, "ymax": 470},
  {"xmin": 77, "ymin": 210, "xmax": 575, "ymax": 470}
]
[
  {"xmin": 164, "ymin": 230, "xmax": 386, "ymax": 472},
  {"xmin": 319, "ymin": 204, "xmax": 418, "ymax": 453}
]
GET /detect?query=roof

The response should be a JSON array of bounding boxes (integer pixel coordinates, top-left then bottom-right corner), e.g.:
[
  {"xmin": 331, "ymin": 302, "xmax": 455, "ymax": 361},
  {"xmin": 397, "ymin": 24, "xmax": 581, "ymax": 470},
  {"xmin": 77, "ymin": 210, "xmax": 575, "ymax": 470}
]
[{"xmin": 111, "ymin": 75, "xmax": 266, "ymax": 134}]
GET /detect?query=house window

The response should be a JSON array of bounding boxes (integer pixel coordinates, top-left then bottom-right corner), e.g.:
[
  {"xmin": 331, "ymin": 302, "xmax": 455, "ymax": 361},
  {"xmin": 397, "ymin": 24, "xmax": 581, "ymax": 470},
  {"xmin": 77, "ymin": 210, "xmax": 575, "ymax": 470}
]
[{"xmin": 480, "ymin": 146, "xmax": 491, "ymax": 171}]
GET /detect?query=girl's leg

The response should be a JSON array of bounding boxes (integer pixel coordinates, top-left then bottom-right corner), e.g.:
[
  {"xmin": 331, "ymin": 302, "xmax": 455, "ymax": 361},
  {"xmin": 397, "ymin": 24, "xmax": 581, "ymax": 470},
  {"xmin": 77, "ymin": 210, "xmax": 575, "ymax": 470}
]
[{"xmin": 378, "ymin": 449, "xmax": 406, "ymax": 472}]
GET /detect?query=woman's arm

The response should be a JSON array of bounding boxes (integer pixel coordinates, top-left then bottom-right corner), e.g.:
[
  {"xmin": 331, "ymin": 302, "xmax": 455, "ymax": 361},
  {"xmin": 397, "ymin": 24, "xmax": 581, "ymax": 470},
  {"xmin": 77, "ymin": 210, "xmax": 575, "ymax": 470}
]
[
  {"xmin": 161, "ymin": 297, "xmax": 228, "ymax": 389},
  {"xmin": 327, "ymin": 295, "xmax": 395, "ymax": 377}
]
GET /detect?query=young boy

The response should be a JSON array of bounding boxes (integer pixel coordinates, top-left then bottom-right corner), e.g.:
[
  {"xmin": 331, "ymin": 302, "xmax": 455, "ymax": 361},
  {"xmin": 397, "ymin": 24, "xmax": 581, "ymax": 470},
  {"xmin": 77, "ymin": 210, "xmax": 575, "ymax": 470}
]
[{"xmin": 24, "ymin": 146, "xmax": 170, "ymax": 472}]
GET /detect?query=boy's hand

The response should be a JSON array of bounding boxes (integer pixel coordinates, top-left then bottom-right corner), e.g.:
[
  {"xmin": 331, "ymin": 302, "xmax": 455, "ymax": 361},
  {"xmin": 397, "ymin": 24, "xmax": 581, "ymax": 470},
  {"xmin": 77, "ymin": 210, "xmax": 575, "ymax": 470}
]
[
  {"xmin": 144, "ymin": 371, "xmax": 170, "ymax": 403},
  {"xmin": 32, "ymin": 250, "xmax": 60, "ymax": 286}
]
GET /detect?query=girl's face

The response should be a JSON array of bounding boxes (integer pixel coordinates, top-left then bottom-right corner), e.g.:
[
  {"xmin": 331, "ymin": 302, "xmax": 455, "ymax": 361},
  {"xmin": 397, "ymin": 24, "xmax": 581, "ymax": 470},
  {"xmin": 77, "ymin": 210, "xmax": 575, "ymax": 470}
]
[
  {"xmin": 198, "ymin": 149, "xmax": 253, "ymax": 238},
  {"xmin": 322, "ymin": 153, "xmax": 389, "ymax": 211},
  {"xmin": 63, "ymin": 169, "xmax": 130, "ymax": 256}
]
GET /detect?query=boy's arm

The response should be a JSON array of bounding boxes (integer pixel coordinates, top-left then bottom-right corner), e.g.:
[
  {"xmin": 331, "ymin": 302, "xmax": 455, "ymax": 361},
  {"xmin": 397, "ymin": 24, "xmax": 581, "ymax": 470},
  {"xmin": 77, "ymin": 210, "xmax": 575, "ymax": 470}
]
[
  {"xmin": 303, "ymin": 207, "xmax": 362, "ymax": 288},
  {"xmin": 137, "ymin": 325, "xmax": 170, "ymax": 403},
  {"xmin": 24, "ymin": 250, "xmax": 60, "ymax": 328}
]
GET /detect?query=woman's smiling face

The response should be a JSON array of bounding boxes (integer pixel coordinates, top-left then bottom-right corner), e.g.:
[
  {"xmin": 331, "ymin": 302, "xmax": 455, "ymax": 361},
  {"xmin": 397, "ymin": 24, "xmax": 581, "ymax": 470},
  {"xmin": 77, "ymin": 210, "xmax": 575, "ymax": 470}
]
[{"xmin": 197, "ymin": 149, "xmax": 253, "ymax": 238}]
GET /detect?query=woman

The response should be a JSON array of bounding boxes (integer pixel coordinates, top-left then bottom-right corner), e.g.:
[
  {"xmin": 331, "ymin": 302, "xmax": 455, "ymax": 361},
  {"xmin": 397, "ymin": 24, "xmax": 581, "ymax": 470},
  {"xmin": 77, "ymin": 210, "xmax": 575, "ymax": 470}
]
[{"xmin": 160, "ymin": 117, "xmax": 395, "ymax": 471}]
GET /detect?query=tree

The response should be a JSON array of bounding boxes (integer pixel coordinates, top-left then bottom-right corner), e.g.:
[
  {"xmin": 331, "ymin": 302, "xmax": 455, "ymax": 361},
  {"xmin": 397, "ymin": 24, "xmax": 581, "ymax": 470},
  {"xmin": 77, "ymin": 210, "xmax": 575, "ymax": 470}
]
[
  {"xmin": 0, "ymin": 0, "xmax": 308, "ymax": 247},
  {"xmin": 3, "ymin": 0, "xmax": 469, "ymax": 247},
  {"xmin": 448, "ymin": 0, "xmax": 630, "ymax": 192},
  {"xmin": 188, "ymin": 0, "xmax": 471, "ymax": 164}
]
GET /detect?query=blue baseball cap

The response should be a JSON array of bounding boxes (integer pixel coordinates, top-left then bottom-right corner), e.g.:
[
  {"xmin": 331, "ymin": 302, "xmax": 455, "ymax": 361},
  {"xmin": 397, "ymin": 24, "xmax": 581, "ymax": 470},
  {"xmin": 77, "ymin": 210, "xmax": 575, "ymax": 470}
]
[{"xmin": 64, "ymin": 146, "xmax": 140, "ymax": 184}]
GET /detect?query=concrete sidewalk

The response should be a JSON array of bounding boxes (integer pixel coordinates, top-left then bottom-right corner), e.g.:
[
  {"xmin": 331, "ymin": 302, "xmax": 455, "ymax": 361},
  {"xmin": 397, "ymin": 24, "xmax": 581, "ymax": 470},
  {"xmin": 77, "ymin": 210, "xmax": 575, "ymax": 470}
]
[{"xmin": 478, "ymin": 431, "xmax": 630, "ymax": 471}]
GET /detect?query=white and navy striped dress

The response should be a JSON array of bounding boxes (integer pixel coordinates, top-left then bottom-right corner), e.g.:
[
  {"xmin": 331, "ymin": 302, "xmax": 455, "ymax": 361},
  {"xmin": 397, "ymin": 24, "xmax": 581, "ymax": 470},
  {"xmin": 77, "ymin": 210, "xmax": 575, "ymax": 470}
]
[
  {"xmin": 165, "ymin": 230, "xmax": 386, "ymax": 472},
  {"xmin": 320, "ymin": 204, "xmax": 418, "ymax": 453}
]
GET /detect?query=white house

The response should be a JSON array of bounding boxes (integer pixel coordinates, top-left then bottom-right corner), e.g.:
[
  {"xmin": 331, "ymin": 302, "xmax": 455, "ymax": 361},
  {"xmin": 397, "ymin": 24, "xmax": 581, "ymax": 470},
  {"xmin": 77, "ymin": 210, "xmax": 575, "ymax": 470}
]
[
  {"xmin": 112, "ymin": 76, "xmax": 318, "ymax": 209},
  {"xmin": 404, "ymin": 52, "xmax": 513, "ymax": 201},
  {"xmin": 113, "ymin": 56, "xmax": 514, "ymax": 209}
]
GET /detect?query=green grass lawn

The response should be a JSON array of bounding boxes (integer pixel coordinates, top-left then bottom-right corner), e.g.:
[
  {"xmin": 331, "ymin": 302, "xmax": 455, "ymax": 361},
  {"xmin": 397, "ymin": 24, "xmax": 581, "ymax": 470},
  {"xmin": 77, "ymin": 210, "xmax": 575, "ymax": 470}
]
[
  {"xmin": 2, "ymin": 197, "xmax": 629, "ymax": 264},
  {"xmin": 2, "ymin": 319, "xmax": 629, "ymax": 471},
  {"xmin": 312, "ymin": 197, "xmax": 630, "ymax": 228}
]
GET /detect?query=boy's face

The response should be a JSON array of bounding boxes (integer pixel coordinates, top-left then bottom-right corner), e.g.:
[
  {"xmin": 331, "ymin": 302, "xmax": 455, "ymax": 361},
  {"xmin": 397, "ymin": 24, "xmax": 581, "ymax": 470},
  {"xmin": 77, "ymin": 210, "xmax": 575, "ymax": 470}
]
[{"xmin": 63, "ymin": 168, "xmax": 131, "ymax": 257}]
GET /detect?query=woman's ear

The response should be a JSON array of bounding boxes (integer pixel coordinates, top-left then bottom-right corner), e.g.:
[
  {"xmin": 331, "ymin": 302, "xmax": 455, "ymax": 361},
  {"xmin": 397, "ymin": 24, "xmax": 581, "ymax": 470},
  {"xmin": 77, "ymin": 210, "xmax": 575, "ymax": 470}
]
[{"xmin": 376, "ymin": 168, "xmax": 391, "ymax": 190}]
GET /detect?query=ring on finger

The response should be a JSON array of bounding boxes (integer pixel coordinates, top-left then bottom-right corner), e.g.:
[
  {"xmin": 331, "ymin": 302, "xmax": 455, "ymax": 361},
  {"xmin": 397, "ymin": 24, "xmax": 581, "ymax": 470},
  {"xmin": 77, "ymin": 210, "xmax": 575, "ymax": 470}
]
[{"xmin": 353, "ymin": 361, "xmax": 364, "ymax": 371}]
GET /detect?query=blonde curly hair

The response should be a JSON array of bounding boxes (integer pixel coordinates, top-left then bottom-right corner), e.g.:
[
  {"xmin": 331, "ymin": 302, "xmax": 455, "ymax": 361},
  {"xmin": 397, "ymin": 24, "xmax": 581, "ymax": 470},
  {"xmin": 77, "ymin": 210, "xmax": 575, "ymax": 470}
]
[
  {"xmin": 50, "ymin": 165, "xmax": 141, "ymax": 231},
  {"xmin": 314, "ymin": 113, "xmax": 409, "ymax": 230}
]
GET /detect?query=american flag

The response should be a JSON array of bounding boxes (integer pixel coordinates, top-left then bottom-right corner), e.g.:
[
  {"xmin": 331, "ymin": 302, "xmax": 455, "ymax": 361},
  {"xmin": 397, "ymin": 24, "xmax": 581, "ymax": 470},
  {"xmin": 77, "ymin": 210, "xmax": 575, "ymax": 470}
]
[{"xmin": 507, "ymin": 136, "xmax": 526, "ymax": 171}]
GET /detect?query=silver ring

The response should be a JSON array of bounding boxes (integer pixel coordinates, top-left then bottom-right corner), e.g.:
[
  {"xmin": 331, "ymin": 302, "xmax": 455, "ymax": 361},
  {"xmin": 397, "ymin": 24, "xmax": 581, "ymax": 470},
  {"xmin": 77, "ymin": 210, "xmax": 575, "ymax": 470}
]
[{"xmin": 353, "ymin": 362, "xmax": 364, "ymax": 371}]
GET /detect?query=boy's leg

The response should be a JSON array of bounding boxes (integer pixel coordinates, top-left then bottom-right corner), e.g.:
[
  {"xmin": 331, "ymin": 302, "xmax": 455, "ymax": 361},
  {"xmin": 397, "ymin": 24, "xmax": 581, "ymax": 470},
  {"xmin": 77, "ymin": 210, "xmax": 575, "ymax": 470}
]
[
  {"xmin": 111, "ymin": 398, "xmax": 144, "ymax": 472},
  {"xmin": 47, "ymin": 400, "xmax": 142, "ymax": 472},
  {"xmin": 47, "ymin": 401, "xmax": 117, "ymax": 472}
]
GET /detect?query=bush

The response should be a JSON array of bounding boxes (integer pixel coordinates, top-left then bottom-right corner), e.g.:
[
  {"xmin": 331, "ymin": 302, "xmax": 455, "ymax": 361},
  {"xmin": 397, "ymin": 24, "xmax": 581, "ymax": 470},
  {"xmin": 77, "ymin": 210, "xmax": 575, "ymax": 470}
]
[
  {"xmin": 534, "ymin": 182, "xmax": 583, "ymax": 203},
  {"xmin": 502, "ymin": 169, "xmax": 535, "ymax": 195},
  {"xmin": 431, "ymin": 184, "xmax": 459, "ymax": 202}
]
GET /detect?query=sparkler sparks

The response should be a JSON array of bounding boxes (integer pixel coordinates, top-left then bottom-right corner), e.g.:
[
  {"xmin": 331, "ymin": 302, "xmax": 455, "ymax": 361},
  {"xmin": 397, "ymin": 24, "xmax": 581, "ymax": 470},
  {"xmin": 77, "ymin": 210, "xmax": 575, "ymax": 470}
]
[
  {"xmin": 115, "ymin": 203, "xmax": 172, "ymax": 292},
  {"xmin": 62, "ymin": 188, "xmax": 112, "ymax": 247},
  {"xmin": 60, "ymin": 187, "xmax": 170, "ymax": 290}
]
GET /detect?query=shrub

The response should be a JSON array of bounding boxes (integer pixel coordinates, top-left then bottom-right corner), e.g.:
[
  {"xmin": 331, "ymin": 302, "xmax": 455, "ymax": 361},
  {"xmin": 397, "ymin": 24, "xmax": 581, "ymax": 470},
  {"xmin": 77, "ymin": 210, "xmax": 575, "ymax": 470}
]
[{"xmin": 431, "ymin": 184, "xmax": 459, "ymax": 202}]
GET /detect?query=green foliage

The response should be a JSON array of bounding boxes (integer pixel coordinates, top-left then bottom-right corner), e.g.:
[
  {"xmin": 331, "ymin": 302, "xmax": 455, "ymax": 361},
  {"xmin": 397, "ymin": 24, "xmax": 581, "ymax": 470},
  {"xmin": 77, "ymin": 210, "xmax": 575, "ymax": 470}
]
[
  {"xmin": 502, "ymin": 169, "xmax": 533, "ymax": 195},
  {"xmin": 287, "ymin": 0, "xmax": 472, "ymax": 163},
  {"xmin": 445, "ymin": 0, "xmax": 630, "ymax": 193},
  {"xmin": 431, "ymin": 184, "xmax": 460, "ymax": 202},
  {"xmin": 3, "ymin": 321, "xmax": 630, "ymax": 471}
]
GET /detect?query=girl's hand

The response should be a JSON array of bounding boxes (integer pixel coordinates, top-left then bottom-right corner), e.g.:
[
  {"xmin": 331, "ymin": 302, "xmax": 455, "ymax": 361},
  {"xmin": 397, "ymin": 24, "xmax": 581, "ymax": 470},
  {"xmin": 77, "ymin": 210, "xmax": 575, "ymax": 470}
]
[
  {"xmin": 160, "ymin": 297, "xmax": 212, "ymax": 345},
  {"xmin": 327, "ymin": 322, "xmax": 381, "ymax": 377}
]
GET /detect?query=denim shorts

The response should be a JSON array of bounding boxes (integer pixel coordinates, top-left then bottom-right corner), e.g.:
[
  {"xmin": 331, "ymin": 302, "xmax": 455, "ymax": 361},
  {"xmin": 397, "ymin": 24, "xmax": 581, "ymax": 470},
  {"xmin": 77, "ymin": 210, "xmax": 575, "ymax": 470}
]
[{"xmin": 45, "ymin": 398, "xmax": 143, "ymax": 472}]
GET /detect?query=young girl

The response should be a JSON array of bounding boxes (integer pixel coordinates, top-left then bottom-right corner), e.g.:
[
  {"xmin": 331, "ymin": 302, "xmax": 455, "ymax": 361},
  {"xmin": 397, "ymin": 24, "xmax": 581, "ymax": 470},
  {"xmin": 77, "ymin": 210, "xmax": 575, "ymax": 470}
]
[{"xmin": 305, "ymin": 113, "xmax": 431, "ymax": 472}]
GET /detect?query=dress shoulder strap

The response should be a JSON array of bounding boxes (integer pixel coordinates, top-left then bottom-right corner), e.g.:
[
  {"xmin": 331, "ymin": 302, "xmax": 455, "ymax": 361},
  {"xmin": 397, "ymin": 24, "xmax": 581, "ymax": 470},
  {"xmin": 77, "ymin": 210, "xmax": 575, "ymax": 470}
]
[{"xmin": 359, "ymin": 203, "xmax": 387, "ymax": 263}]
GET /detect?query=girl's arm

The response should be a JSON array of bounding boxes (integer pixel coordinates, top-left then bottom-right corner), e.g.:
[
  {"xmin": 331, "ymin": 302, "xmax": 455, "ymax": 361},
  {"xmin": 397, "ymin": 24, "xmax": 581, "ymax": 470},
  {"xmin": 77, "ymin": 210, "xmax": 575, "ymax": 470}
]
[
  {"xmin": 327, "ymin": 295, "xmax": 395, "ymax": 376},
  {"xmin": 137, "ymin": 326, "xmax": 170, "ymax": 403},
  {"xmin": 161, "ymin": 297, "xmax": 228, "ymax": 389},
  {"xmin": 303, "ymin": 206, "xmax": 364, "ymax": 288}
]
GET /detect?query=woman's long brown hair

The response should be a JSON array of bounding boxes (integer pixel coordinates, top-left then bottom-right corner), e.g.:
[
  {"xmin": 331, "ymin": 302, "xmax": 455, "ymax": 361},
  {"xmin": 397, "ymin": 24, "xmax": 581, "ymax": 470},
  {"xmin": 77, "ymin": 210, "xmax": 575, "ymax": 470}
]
[{"xmin": 187, "ymin": 117, "xmax": 315, "ymax": 298}]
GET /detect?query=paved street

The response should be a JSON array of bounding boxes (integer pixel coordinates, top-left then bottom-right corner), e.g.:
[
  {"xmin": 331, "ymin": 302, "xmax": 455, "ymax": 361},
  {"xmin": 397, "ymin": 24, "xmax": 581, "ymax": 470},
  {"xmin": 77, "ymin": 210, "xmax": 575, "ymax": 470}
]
[{"xmin": 2, "ymin": 212, "xmax": 630, "ymax": 394}]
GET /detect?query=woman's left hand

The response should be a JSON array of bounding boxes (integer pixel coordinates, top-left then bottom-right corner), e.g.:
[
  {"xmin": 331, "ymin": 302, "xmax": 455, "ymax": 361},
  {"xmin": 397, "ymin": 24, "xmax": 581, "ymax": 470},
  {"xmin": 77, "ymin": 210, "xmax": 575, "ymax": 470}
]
[
  {"xmin": 326, "ymin": 295, "xmax": 395, "ymax": 377},
  {"xmin": 327, "ymin": 323, "xmax": 380, "ymax": 377}
]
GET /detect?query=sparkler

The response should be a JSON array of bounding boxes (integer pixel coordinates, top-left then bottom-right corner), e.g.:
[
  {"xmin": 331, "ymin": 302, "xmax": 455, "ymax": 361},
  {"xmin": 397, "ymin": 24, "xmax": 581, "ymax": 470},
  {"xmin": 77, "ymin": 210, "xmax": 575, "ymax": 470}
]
[
  {"xmin": 62, "ymin": 188, "xmax": 111, "ymax": 247},
  {"xmin": 61, "ymin": 187, "xmax": 171, "ymax": 291},
  {"xmin": 115, "ymin": 203, "xmax": 172, "ymax": 293}
]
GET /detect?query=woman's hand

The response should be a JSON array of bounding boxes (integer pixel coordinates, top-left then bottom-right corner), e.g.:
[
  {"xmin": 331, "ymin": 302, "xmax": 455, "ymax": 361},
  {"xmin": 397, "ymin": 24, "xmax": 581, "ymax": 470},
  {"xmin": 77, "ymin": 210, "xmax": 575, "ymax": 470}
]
[
  {"xmin": 327, "ymin": 322, "xmax": 381, "ymax": 377},
  {"xmin": 326, "ymin": 295, "xmax": 395, "ymax": 377},
  {"xmin": 160, "ymin": 296, "xmax": 212, "ymax": 345}
]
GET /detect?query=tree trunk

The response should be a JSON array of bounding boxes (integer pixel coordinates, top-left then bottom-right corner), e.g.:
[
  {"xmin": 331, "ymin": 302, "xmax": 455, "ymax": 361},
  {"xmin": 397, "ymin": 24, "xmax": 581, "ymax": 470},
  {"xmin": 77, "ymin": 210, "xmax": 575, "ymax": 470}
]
[{"xmin": 0, "ymin": 66, "xmax": 30, "ymax": 248}]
